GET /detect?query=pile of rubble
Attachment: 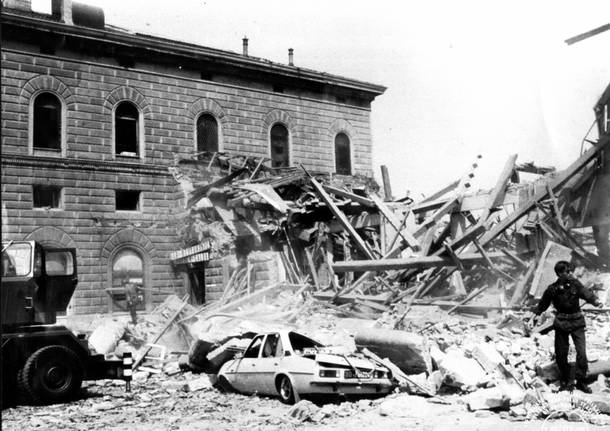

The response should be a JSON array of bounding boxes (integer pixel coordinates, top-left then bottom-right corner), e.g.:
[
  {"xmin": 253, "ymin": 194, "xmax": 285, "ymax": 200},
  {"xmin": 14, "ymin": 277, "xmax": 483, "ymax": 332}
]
[{"xmin": 78, "ymin": 133, "xmax": 610, "ymax": 426}]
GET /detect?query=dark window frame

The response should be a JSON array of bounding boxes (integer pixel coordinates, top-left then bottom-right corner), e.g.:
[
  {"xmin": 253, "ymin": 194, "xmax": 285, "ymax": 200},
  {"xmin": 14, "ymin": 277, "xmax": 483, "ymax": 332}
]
[
  {"xmin": 270, "ymin": 123, "xmax": 290, "ymax": 168},
  {"xmin": 32, "ymin": 185, "xmax": 62, "ymax": 209},
  {"xmin": 115, "ymin": 101, "xmax": 140, "ymax": 157},
  {"xmin": 334, "ymin": 132, "xmax": 352, "ymax": 175},
  {"xmin": 115, "ymin": 190, "xmax": 141, "ymax": 212},
  {"xmin": 33, "ymin": 92, "xmax": 62, "ymax": 151},
  {"xmin": 196, "ymin": 113, "xmax": 219, "ymax": 153}
]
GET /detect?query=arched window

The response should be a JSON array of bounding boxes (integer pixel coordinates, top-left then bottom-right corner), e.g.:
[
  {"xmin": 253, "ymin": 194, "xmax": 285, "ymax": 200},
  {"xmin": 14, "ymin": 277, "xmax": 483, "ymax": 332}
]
[
  {"xmin": 33, "ymin": 92, "xmax": 61, "ymax": 150},
  {"xmin": 270, "ymin": 123, "xmax": 289, "ymax": 168},
  {"xmin": 196, "ymin": 113, "xmax": 219, "ymax": 152},
  {"xmin": 111, "ymin": 248, "xmax": 146, "ymax": 311},
  {"xmin": 334, "ymin": 133, "xmax": 351, "ymax": 175},
  {"xmin": 115, "ymin": 101, "xmax": 139, "ymax": 156}
]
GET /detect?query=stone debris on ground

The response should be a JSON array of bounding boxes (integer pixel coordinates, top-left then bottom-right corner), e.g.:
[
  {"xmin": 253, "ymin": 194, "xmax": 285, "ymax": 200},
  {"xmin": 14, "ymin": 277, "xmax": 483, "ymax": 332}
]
[{"xmin": 16, "ymin": 129, "xmax": 609, "ymax": 430}]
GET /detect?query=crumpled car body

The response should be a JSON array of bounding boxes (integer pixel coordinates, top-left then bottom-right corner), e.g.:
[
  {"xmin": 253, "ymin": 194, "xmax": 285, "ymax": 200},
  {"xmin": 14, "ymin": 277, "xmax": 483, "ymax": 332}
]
[{"xmin": 216, "ymin": 330, "xmax": 394, "ymax": 403}]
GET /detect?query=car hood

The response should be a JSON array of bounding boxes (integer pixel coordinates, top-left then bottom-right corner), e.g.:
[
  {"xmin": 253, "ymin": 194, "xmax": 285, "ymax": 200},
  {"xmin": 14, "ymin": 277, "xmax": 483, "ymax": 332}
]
[{"xmin": 313, "ymin": 353, "xmax": 381, "ymax": 370}]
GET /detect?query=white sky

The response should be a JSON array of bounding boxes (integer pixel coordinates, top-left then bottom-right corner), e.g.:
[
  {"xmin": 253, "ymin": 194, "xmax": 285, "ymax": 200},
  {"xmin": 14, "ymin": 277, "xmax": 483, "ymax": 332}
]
[{"xmin": 40, "ymin": 0, "xmax": 610, "ymax": 197}]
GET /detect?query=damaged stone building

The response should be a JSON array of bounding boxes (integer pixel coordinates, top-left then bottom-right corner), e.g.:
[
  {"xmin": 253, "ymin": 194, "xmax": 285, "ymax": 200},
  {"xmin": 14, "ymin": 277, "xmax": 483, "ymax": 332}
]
[{"xmin": 0, "ymin": 0, "xmax": 386, "ymax": 314}]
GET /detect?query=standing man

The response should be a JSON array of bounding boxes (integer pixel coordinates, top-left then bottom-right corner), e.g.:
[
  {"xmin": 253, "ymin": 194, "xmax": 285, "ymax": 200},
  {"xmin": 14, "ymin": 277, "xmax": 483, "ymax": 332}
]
[{"xmin": 529, "ymin": 261, "xmax": 603, "ymax": 392}]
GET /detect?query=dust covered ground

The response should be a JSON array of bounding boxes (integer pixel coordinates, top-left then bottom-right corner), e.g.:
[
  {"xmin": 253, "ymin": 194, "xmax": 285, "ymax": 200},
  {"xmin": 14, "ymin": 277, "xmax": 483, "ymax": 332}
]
[{"xmin": 1, "ymin": 373, "xmax": 605, "ymax": 431}]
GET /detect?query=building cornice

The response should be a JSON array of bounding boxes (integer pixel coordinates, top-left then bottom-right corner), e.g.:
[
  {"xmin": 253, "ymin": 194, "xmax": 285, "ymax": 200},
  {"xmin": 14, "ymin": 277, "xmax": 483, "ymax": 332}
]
[
  {"xmin": 0, "ymin": 11, "xmax": 387, "ymax": 98},
  {"xmin": 1, "ymin": 153, "xmax": 172, "ymax": 176}
]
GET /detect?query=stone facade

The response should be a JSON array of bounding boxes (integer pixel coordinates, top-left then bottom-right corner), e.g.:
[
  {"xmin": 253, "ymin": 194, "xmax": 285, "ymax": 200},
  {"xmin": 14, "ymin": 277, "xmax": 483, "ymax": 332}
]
[{"xmin": 0, "ymin": 2, "xmax": 385, "ymax": 313}]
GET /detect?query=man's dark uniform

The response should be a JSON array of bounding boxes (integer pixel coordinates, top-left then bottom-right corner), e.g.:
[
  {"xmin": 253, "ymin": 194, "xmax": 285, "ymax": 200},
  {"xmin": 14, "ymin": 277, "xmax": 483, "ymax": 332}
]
[{"xmin": 533, "ymin": 263, "xmax": 602, "ymax": 391}]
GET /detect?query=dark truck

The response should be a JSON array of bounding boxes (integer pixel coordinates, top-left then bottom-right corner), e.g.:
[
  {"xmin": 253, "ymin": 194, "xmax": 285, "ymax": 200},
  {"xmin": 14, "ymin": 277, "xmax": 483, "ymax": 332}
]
[{"xmin": 1, "ymin": 240, "xmax": 131, "ymax": 406}]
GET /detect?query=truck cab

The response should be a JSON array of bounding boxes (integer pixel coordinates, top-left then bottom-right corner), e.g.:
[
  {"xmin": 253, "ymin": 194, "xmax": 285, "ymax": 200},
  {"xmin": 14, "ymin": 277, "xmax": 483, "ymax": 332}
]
[
  {"xmin": 2, "ymin": 241, "xmax": 77, "ymax": 326},
  {"xmin": 1, "ymin": 241, "xmax": 131, "ymax": 407}
]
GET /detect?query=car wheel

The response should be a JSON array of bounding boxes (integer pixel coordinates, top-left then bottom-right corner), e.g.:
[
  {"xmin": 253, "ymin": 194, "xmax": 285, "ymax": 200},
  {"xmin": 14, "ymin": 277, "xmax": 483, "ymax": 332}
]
[
  {"xmin": 23, "ymin": 345, "xmax": 83, "ymax": 404},
  {"xmin": 277, "ymin": 375, "xmax": 295, "ymax": 404}
]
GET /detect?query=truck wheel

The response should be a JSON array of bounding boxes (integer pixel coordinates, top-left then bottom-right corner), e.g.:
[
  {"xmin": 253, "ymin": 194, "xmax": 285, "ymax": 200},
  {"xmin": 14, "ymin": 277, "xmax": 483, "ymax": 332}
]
[
  {"xmin": 16, "ymin": 367, "xmax": 33, "ymax": 404},
  {"xmin": 23, "ymin": 345, "xmax": 84, "ymax": 404},
  {"xmin": 277, "ymin": 375, "xmax": 295, "ymax": 404}
]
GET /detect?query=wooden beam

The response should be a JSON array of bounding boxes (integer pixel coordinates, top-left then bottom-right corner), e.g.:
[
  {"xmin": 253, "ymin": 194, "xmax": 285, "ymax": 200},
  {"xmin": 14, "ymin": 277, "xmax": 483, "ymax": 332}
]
[
  {"xmin": 307, "ymin": 174, "xmax": 376, "ymax": 259},
  {"xmin": 381, "ymin": 165, "xmax": 393, "ymax": 201},
  {"xmin": 479, "ymin": 154, "xmax": 517, "ymax": 223},
  {"xmin": 546, "ymin": 183, "xmax": 566, "ymax": 229},
  {"xmin": 304, "ymin": 248, "xmax": 320, "ymax": 290},
  {"xmin": 565, "ymin": 23, "xmax": 610, "ymax": 45},
  {"xmin": 418, "ymin": 179, "xmax": 460, "ymax": 204},
  {"xmin": 322, "ymin": 185, "xmax": 375, "ymax": 207},
  {"xmin": 479, "ymin": 140, "xmax": 608, "ymax": 246},
  {"xmin": 447, "ymin": 282, "xmax": 492, "ymax": 314},
  {"xmin": 508, "ymin": 261, "xmax": 536, "ymax": 306},
  {"xmin": 500, "ymin": 247, "xmax": 529, "ymax": 270},
  {"xmin": 370, "ymin": 193, "xmax": 420, "ymax": 251},
  {"xmin": 443, "ymin": 241, "xmax": 464, "ymax": 272},
  {"xmin": 332, "ymin": 251, "xmax": 507, "ymax": 272}
]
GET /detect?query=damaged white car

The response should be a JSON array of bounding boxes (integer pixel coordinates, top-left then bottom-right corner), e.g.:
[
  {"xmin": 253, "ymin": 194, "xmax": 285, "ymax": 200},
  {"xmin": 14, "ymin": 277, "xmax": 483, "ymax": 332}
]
[{"xmin": 215, "ymin": 330, "xmax": 395, "ymax": 404}]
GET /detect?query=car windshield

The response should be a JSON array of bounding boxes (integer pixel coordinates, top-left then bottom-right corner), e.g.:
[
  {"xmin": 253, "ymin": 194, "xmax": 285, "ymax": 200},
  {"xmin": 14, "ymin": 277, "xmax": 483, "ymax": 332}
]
[
  {"xmin": 2, "ymin": 243, "xmax": 32, "ymax": 277},
  {"xmin": 288, "ymin": 332, "xmax": 324, "ymax": 355}
]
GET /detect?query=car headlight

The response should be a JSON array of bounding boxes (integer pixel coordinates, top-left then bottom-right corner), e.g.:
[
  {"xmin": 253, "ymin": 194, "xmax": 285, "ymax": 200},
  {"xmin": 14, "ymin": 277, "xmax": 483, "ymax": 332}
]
[{"xmin": 319, "ymin": 369, "xmax": 338, "ymax": 378}]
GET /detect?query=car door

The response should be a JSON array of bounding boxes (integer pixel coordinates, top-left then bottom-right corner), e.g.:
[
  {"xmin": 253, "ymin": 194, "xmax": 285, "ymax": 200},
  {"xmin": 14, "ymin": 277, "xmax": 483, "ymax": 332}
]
[
  {"xmin": 256, "ymin": 333, "xmax": 283, "ymax": 394},
  {"xmin": 232, "ymin": 334, "xmax": 264, "ymax": 393}
]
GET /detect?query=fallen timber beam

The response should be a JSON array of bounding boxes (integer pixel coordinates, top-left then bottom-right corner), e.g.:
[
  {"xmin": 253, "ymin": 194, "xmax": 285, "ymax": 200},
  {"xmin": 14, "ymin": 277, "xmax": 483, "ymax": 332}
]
[
  {"xmin": 332, "ymin": 251, "xmax": 506, "ymax": 272},
  {"xmin": 479, "ymin": 139, "xmax": 608, "ymax": 246},
  {"xmin": 370, "ymin": 193, "xmax": 420, "ymax": 251},
  {"xmin": 479, "ymin": 154, "xmax": 518, "ymax": 223},
  {"xmin": 306, "ymin": 171, "xmax": 376, "ymax": 259},
  {"xmin": 322, "ymin": 185, "xmax": 376, "ymax": 207}
]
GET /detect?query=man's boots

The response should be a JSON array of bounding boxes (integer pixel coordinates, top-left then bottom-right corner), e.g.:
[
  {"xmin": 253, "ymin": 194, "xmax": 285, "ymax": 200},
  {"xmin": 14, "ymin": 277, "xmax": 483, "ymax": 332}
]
[
  {"xmin": 558, "ymin": 381, "xmax": 574, "ymax": 392},
  {"xmin": 575, "ymin": 380, "xmax": 592, "ymax": 394}
]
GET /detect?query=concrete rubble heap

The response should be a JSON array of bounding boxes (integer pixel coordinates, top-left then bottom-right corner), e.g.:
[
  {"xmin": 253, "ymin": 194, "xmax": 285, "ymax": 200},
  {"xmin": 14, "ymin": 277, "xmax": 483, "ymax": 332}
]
[{"xmin": 73, "ymin": 137, "xmax": 609, "ymax": 427}]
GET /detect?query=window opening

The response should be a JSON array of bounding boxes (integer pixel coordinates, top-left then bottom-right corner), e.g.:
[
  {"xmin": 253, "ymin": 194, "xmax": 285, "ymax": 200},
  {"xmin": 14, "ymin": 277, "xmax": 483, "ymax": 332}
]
[
  {"xmin": 111, "ymin": 248, "xmax": 146, "ymax": 312},
  {"xmin": 270, "ymin": 123, "xmax": 289, "ymax": 168},
  {"xmin": 115, "ymin": 102, "xmax": 139, "ymax": 156},
  {"xmin": 244, "ymin": 335, "xmax": 264, "ymax": 358},
  {"xmin": 33, "ymin": 92, "xmax": 61, "ymax": 150},
  {"xmin": 32, "ymin": 185, "xmax": 62, "ymax": 208},
  {"xmin": 334, "ymin": 133, "xmax": 352, "ymax": 175},
  {"xmin": 196, "ymin": 113, "xmax": 219, "ymax": 152},
  {"xmin": 115, "ymin": 190, "xmax": 140, "ymax": 211}
]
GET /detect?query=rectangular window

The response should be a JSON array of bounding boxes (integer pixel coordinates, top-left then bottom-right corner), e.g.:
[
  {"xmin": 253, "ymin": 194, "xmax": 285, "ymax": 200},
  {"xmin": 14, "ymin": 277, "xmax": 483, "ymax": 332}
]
[
  {"xmin": 32, "ymin": 185, "xmax": 62, "ymax": 209},
  {"xmin": 604, "ymin": 104, "xmax": 609, "ymax": 134},
  {"xmin": 115, "ymin": 190, "xmax": 141, "ymax": 211}
]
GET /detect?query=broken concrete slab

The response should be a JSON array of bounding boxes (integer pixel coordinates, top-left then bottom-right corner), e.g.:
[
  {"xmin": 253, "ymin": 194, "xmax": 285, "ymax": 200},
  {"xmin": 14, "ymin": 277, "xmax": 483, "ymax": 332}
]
[
  {"xmin": 88, "ymin": 318, "xmax": 127, "ymax": 355},
  {"xmin": 287, "ymin": 400, "xmax": 320, "ymax": 422},
  {"xmin": 204, "ymin": 337, "xmax": 251, "ymax": 373},
  {"xmin": 471, "ymin": 343, "xmax": 505, "ymax": 373},
  {"xmin": 436, "ymin": 350, "xmax": 487, "ymax": 390},
  {"xmin": 183, "ymin": 375, "xmax": 214, "ymax": 392},
  {"xmin": 355, "ymin": 328, "xmax": 431, "ymax": 375},
  {"xmin": 465, "ymin": 387, "xmax": 507, "ymax": 411}
]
